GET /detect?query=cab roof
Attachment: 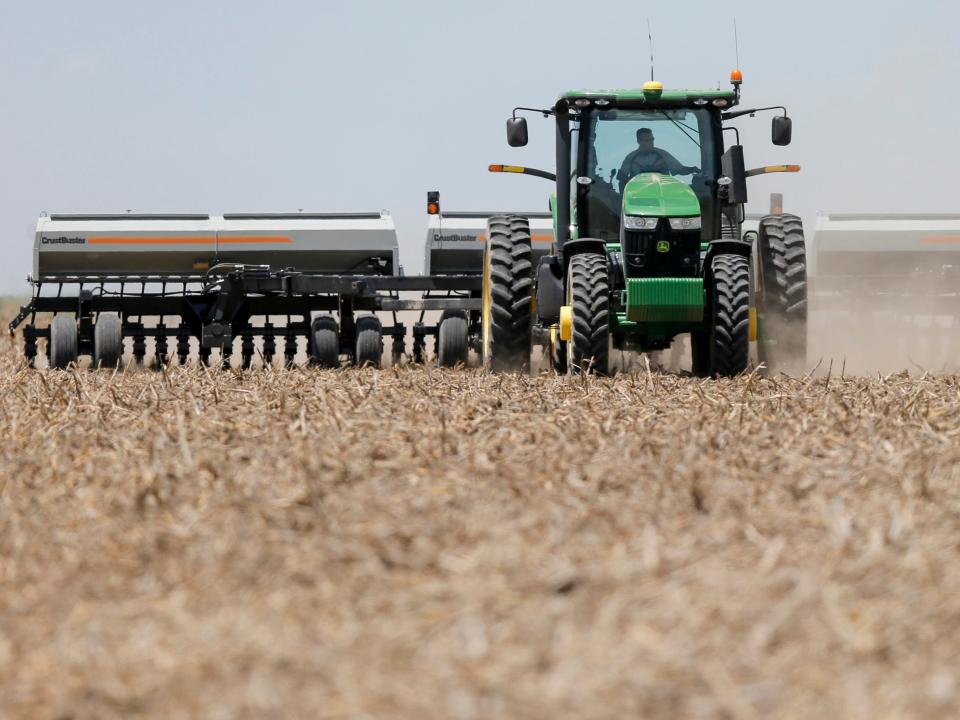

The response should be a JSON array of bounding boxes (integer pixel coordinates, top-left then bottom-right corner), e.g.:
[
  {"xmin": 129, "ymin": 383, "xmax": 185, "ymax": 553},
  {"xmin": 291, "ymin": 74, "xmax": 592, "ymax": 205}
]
[{"xmin": 561, "ymin": 88, "xmax": 738, "ymax": 106}]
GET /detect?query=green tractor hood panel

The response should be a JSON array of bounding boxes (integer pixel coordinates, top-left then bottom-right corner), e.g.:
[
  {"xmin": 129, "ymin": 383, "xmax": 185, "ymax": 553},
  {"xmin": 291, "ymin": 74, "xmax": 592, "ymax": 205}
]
[{"xmin": 622, "ymin": 174, "xmax": 700, "ymax": 217}]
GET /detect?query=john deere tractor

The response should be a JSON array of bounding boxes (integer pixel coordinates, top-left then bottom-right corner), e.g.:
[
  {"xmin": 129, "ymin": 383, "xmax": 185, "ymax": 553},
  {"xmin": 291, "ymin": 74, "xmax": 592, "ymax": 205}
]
[{"xmin": 482, "ymin": 71, "xmax": 807, "ymax": 375}]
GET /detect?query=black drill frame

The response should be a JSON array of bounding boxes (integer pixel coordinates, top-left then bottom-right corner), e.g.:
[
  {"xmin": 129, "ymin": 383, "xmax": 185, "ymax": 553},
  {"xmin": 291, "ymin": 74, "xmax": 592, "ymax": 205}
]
[{"xmin": 9, "ymin": 266, "xmax": 483, "ymax": 366}]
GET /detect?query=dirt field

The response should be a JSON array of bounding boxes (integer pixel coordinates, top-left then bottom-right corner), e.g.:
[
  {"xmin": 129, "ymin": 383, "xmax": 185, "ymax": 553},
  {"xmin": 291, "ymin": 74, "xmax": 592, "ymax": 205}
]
[{"xmin": 1, "ymin": 315, "xmax": 960, "ymax": 719}]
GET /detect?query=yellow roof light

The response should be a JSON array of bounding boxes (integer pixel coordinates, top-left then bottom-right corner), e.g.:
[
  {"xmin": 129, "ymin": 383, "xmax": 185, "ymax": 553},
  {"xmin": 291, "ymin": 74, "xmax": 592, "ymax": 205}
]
[{"xmin": 642, "ymin": 81, "xmax": 664, "ymax": 99}]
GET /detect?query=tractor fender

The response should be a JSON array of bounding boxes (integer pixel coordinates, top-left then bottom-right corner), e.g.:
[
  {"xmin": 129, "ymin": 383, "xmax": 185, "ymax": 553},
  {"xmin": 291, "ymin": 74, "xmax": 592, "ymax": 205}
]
[
  {"xmin": 704, "ymin": 238, "xmax": 752, "ymax": 266},
  {"xmin": 562, "ymin": 238, "xmax": 607, "ymax": 264}
]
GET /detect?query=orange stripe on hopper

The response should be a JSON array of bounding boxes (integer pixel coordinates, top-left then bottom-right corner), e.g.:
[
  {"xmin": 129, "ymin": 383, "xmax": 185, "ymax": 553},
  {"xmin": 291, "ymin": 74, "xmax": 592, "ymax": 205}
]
[{"xmin": 88, "ymin": 236, "xmax": 292, "ymax": 245}]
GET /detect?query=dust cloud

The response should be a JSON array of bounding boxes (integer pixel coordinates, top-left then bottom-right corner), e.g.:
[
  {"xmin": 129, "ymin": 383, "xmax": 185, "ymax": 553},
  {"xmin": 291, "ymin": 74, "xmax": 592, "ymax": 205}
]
[{"xmin": 807, "ymin": 270, "xmax": 960, "ymax": 375}]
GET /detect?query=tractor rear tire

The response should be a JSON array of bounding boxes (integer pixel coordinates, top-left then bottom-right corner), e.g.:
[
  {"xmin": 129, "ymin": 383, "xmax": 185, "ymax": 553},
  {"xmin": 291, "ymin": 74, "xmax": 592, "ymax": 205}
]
[
  {"xmin": 757, "ymin": 213, "xmax": 808, "ymax": 371},
  {"xmin": 355, "ymin": 316, "xmax": 383, "ymax": 368},
  {"xmin": 49, "ymin": 316, "xmax": 78, "ymax": 369},
  {"xmin": 482, "ymin": 215, "xmax": 533, "ymax": 372},
  {"xmin": 310, "ymin": 316, "xmax": 340, "ymax": 368},
  {"xmin": 709, "ymin": 253, "xmax": 751, "ymax": 377},
  {"xmin": 567, "ymin": 253, "xmax": 609, "ymax": 375},
  {"xmin": 437, "ymin": 312, "xmax": 468, "ymax": 367},
  {"xmin": 94, "ymin": 313, "xmax": 123, "ymax": 369}
]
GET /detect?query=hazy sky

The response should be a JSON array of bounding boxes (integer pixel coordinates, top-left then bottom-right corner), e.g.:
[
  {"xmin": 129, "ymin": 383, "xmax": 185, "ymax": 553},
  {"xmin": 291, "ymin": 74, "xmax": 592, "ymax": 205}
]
[{"xmin": 0, "ymin": 0, "xmax": 956, "ymax": 293}]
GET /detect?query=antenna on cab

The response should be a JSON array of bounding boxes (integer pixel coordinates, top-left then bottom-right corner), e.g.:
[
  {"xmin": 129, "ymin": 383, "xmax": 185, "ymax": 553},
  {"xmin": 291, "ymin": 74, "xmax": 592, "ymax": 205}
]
[
  {"xmin": 647, "ymin": 19, "xmax": 655, "ymax": 82},
  {"xmin": 730, "ymin": 19, "xmax": 743, "ymax": 100}
]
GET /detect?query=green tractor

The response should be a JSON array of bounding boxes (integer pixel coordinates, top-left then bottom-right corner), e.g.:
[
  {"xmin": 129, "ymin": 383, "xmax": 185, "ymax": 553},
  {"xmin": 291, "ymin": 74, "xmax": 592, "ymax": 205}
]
[{"xmin": 481, "ymin": 71, "xmax": 807, "ymax": 376}]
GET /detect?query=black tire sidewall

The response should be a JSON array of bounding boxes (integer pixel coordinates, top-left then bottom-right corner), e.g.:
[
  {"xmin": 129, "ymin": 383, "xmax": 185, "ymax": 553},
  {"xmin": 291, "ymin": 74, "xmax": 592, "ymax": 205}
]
[
  {"xmin": 566, "ymin": 253, "xmax": 610, "ymax": 376},
  {"xmin": 310, "ymin": 316, "xmax": 340, "ymax": 368},
  {"xmin": 708, "ymin": 253, "xmax": 750, "ymax": 377},
  {"xmin": 484, "ymin": 215, "xmax": 533, "ymax": 372},
  {"xmin": 94, "ymin": 313, "xmax": 122, "ymax": 368},
  {"xmin": 355, "ymin": 316, "xmax": 382, "ymax": 367},
  {"xmin": 437, "ymin": 315, "xmax": 468, "ymax": 367},
  {"xmin": 50, "ymin": 316, "xmax": 78, "ymax": 369}
]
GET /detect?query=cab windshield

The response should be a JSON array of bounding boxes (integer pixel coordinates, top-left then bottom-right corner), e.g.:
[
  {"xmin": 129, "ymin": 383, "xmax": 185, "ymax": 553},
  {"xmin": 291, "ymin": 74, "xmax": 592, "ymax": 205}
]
[{"xmin": 575, "ymin": 107, "xmax": 718, "ymax": 240}]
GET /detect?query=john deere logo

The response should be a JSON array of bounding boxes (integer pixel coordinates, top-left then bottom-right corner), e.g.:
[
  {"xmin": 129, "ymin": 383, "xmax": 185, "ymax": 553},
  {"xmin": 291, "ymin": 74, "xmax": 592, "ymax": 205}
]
[{"xmin": 656, "ymin": 240, "xmax": 670, "ymax": 253}]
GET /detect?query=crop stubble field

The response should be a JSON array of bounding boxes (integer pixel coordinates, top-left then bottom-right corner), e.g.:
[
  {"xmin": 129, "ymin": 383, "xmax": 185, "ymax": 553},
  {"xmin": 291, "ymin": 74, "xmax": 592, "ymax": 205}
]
[{"xmin": 1, "ymin": 307, "xmax": 960, "ymax": 718}]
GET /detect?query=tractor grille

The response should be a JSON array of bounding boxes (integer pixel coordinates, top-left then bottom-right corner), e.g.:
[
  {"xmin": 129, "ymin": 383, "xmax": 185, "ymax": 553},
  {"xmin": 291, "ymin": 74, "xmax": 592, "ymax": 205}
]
[{"xmin": 623, "ymin": 223, "xmax": 700, "ymax": 278}]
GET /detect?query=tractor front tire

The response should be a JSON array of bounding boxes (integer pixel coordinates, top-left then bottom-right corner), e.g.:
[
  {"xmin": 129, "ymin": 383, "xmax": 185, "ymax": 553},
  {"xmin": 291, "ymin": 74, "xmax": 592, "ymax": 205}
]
[
  {"xmin": 567, "ymin": 253, "xmax": 609, "ymax": 376},
  {"xmin": 482, "ymin": 215, "xmax": 533, "ymax": 372},
  {"xmin": 709, "ymin": 253, "xmax": 751, "ymax": 377}
]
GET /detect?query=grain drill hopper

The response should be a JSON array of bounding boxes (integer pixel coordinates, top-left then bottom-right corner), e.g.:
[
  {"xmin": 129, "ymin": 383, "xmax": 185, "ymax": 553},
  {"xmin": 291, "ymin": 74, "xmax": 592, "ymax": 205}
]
[
  {"xmin": 8, "ymin": 211, "xmax": 482, "ymax": 368},
  {"xmin": 809, "ymin": 213, "xmax": 960, "ymax": 367}
]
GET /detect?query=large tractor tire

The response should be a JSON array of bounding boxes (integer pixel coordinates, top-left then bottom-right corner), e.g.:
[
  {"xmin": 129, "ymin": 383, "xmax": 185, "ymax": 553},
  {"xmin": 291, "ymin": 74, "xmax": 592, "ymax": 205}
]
[
  {"xmin": 437, "ymin": 311, "xmax": 468, "ymax": 367},
  {"xmin": 705, "ymin": 253, "xmax": 751, "ymax": 377},
  {"xmin": 310, "ymin": 315, "xmax": 340, "ymax": 368},
  {"xmin": 481, "ymin": 215, "xmax": 533, "ymax": 372},
  {"xmin": 566, "ymin": 253, "xmax": 609, "ymax": 376},
  {"xmin": 757, "ymin": 213, "xmax": 808, "ymax": 371},
  {"xmin": 93, "ymin": 313, "xmax": 123, "ymax": 368},
  {"xmin": 355, "ymin": 315, "xmax": 383, "ymax": 368},
  {"xmin": 49, "ymin": 315, "xmax": 79, "ymax": 369}
]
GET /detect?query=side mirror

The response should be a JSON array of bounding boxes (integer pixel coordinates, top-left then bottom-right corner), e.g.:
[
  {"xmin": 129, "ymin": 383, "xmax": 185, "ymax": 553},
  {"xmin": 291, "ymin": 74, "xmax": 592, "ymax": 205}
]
[
  {"xmin": 506, "ymin": 117, "xmax": 528, "ymax": 147},
  {"xmin": 772, "ymin": 115, "xmax": 792, "ymax": 146}
]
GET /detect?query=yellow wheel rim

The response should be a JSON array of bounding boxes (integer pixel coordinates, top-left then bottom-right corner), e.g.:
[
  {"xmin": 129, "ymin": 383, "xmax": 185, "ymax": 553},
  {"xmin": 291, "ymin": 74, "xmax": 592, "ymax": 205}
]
[{"xmin": 559, "ymin": 305, "xmax": 573, "ymax": 342}]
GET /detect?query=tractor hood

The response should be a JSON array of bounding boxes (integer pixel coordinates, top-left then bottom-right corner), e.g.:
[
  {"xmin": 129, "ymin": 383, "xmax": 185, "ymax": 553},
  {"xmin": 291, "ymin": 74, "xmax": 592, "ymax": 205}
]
[{"xmin": 622, "ymin": 174, "xmax": 700, "ymax": 217}]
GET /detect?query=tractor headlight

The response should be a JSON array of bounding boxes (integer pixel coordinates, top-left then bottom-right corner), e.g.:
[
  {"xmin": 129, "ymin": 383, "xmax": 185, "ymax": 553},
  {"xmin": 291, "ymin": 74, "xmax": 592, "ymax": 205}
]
[
  {"xmin": 668, "ymin": 217, "xmax": 701, "ymax": 230},
  {"xmin": 623, "ymin": 215, "xmax": 659, "ymax": 230}
]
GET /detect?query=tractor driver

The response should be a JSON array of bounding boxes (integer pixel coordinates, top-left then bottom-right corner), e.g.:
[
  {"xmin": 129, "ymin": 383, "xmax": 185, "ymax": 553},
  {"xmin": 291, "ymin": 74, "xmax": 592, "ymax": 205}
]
[{"xmin": 617, "ymin": 128, "xmax": 700, "ymax": 192}]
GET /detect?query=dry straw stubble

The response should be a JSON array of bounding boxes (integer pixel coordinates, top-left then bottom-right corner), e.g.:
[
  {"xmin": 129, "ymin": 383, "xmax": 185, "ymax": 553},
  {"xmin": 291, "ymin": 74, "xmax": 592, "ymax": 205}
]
[{"xmin": 0, "ymin": 318, "xmax": 959, "ymax": 718}]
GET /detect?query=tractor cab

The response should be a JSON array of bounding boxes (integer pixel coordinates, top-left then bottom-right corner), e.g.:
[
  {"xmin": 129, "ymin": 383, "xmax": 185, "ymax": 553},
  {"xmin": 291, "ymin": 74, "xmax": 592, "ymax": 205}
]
[{"xmin": 562, "ymin": 84, "xmax": 730, "ymax": 248}]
